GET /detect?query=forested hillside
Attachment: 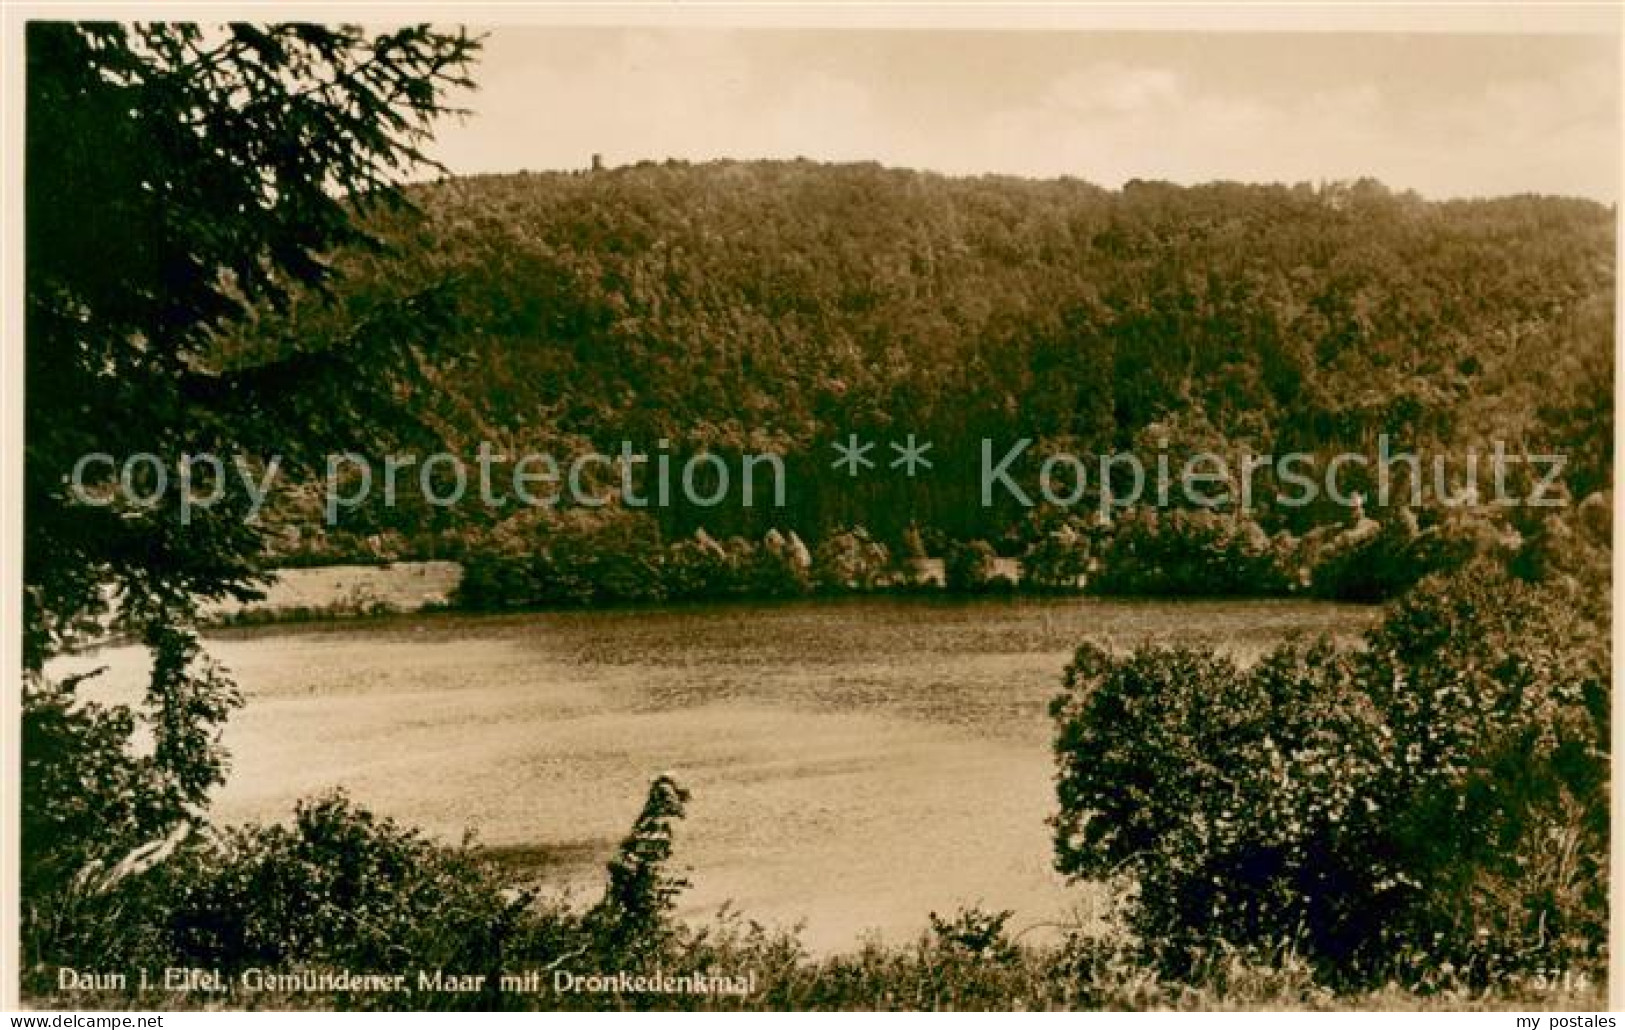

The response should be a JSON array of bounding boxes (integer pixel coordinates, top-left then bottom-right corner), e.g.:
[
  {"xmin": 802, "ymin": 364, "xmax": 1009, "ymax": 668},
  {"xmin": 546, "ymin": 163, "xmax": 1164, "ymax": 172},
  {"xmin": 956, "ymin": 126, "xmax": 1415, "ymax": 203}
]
[{"xmin": 241, "ymin": 160, "xmax": 1613, "ymax": 558}]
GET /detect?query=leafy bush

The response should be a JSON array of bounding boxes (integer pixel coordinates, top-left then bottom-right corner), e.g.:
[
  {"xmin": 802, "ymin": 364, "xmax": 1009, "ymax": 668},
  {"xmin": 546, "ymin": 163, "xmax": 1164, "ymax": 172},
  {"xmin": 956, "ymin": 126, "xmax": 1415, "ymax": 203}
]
[
  {"xmin": 23, "ymin": 625, "xmax": 241, "ymax": 971},
  {"xmin": 162, "ymin": 793, "xmax": 548, "ymax": 984},
  {"xmin": 1089, "ymin": 508, "xmax": 1292, "ymax": 596},
  {"xmin": 1052, "ymin": 638, "xmax": 1385, "ymax": 976},
  {"xmin": 583, "ymin": 774, "xmax": 692, "ymax": 959},
  {"xmin": 1511, "ymin": 493, "xmax": 1611, "ymax": 620},
  {"xmin": 1361, "ymin": 565, "xmax": 1609, "ymax": 971},
  {"xmin": 25, "ymin": 776, "xmax": 697, "ymax": 1007},
  {"xmin": 26, "ymin": 770, "xmax": 1610, "ymax": 1010},
  {"xmin": 928, "ymin": 907, "xmax": 1020, "ymax": 966},
  {"xmin": 22, "ymin": 673, "xmax": 185, "ymax": 975},
  {"xmin": 812, "ymin": 527, "xmax": 892, "ymax": 592},
  {"xmin": 1308, "ymin": 508, "xmax": 1496, "ymax": 602},
  {"xmin": 457, "ymin": 523, "xmax": 816, "ymax": 609},
  {"xmin": 1051, "ymin": 561, "xmax": 1608, "ymax": 984},
  {"xmin": 750, "ymin": 546, "xmax": 815, "ymax": 598},
  {"xmin": 662, "ymin": 535, "xmax": 742, "ymax": 601},
  {"xmin": 453, "ymin": 516, "xmax": 666, "ymax": 608},
  {"xmin": 944, "ymin": 539, "xmax": 1003, "ymax": 593},
  {"xmin": 1021, "ymin": 527, "xmax": 1091, "ymax": 592},
  {"xmin": 452, "ymin": 504, "xmax": 1524, "ymax": 611},
  {"xmin": 23, "ymin": 673, "xmax": 171, "ymax": 910}
]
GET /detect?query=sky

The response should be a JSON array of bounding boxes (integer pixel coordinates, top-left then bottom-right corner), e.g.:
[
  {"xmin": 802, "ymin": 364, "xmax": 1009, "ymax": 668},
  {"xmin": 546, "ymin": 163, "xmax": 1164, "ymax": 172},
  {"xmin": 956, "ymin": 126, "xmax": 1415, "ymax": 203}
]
[{"xmin": 429, "ymin": 25, "xmax": 1621, "ymax": 202}]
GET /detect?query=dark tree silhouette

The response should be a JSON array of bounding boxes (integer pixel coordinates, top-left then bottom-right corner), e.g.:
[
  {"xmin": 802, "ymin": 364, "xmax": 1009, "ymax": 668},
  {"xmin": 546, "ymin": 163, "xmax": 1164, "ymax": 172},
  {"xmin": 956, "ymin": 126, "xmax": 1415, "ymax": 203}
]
[
  {"xmin": 22, "ymin": 20, "xmax": 479, "ymax": 916},
  {"xmin": 25, "ymin": 21, "xmax": 479, "ymax": 667}
]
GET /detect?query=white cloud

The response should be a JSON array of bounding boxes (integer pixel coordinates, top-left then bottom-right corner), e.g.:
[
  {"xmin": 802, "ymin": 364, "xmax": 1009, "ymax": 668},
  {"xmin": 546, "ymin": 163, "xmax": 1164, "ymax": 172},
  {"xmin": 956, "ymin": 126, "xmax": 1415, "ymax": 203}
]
[
  {"xmin": 764, "ymin": 73, "xmax": 882, "ymax": 162},
  {"xmin": 1047, "ymin": 64, "xmax": 1184, "ymax": 115},
  {"xmin": 431, "ymin": 30, "xmax": 1620, "ymax": 201}
]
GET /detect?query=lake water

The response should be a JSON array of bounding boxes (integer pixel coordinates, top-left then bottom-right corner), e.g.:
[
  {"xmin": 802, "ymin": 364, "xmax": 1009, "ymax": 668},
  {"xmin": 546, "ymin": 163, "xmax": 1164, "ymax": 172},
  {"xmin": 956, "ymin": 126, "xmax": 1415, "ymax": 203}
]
[{"xmin": 54, "ymin": 595, "xmax": 1375, "ymax": 954}]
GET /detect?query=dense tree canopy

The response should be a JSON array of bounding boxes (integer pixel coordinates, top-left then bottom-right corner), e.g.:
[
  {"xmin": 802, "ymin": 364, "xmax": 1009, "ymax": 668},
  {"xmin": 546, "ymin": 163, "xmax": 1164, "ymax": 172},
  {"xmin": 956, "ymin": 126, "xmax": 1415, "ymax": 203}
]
[
  {"xmin": 25, "ymin": 22, "xmax": 479, "ymax": 668},
  {"xmin": 257, "ymin": 161, "xmax": 1613, "ymax": 555}
]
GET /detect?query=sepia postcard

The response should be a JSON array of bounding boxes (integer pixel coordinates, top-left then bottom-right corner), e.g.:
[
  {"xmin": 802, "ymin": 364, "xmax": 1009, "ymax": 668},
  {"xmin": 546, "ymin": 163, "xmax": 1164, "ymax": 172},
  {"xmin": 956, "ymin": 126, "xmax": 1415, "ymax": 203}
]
[{"xmin": 2, "ymin": 2, "xmax": 1619, "ymax": 1017}]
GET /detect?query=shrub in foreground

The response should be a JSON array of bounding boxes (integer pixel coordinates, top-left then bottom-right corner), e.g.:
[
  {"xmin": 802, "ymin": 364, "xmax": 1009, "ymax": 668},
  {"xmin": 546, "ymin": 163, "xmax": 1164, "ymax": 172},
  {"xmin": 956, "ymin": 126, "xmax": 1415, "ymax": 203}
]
[
  {"xmin": 165, "ymin": 796, "xmax": 562, "ymax": 1004},
  {"xmin": 26, "ymin": 762, "xmax": 1609, "ymax": 1010},
  {"xmin": 22, "ymin": 626, "xmax": 241, "ymax": 974},
  {"xmin": 23, "ymin": 777, "xmax": 693, "ymax": 1008},
  {"xmin": 1051, "ymin": 562, "xmax": 1608, "ymax": 985}
]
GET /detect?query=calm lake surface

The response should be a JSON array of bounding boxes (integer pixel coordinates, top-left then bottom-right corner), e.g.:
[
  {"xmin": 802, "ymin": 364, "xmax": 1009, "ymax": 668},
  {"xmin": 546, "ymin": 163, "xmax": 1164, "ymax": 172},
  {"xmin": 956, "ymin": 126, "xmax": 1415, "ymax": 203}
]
[{"xmin": 57, "ymin": 595, "xmax": 1376, "ymax": 953}]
